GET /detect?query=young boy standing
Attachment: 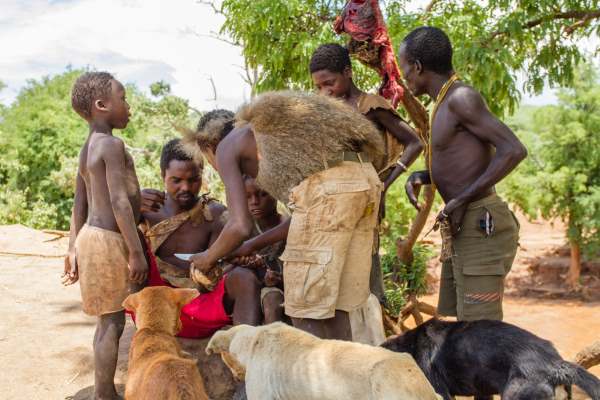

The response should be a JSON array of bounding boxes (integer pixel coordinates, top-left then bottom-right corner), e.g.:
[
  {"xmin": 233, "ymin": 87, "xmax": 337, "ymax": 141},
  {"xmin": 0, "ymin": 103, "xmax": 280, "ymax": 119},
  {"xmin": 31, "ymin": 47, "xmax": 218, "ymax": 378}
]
[
  {"xmin": 62, "ymin": 72, "xmax": 148, "ymax": 400},
  {"xmin": 310, "ymin": 43, "xmax": 423, "ymax": 302}
]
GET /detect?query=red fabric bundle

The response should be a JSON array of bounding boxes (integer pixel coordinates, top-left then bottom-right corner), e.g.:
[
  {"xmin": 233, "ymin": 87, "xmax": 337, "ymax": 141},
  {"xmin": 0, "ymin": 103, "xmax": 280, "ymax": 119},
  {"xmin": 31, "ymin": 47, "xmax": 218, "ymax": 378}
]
[{"xmin": 334, "ymin": 0, "xmax": 404, "ymax": 107}]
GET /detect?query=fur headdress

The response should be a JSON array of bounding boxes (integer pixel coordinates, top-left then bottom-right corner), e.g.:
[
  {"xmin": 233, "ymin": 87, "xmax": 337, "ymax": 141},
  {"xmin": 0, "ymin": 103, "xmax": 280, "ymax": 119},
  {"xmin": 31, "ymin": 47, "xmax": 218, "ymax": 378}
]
[{"xmin": 236, "ymin": 91, "xmax": 385, "ymax": 203}]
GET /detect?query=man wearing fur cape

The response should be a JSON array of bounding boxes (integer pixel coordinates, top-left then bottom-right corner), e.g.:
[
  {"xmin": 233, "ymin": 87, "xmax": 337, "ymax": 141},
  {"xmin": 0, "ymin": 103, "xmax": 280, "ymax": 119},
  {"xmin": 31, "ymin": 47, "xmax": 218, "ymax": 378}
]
[{"xmin": 188, "ymin": 91, "xmax": 386, "ymax": 342}]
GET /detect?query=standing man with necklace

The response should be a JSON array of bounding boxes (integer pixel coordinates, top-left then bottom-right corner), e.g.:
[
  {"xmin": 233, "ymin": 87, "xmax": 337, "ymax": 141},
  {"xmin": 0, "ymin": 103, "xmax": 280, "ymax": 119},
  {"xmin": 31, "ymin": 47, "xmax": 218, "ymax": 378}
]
[{"xmin": 399, "ymin": 27, "xmax": 527, "ymax": 328}]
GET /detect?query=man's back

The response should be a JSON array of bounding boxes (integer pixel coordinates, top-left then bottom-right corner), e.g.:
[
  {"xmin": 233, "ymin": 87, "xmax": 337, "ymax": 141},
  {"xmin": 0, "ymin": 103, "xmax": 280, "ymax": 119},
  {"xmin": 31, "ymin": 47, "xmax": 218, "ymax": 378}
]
[{"xmin": 80, "ymin": 132, "xmax": 141, "ymax": 232}]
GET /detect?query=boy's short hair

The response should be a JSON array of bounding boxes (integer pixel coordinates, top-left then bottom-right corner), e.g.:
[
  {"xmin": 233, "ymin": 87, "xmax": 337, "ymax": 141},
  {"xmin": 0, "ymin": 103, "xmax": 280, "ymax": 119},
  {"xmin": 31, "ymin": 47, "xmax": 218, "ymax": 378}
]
[
  {"xmin": 160, "ymin": 138, "xmax": 195, "ymax": 175},
  {"xmin": 309, "ymin": 43, "xmax": 351, "ymax": 74},
  {"xmin": 401, "ymin": 27, "xmax": 453, "ymax": 74},
  {"xmin": 195, "ymin": 109, "xmax": 235, "ymax": 149},
  {"xmin": 71, "ymin": 71, "xmax": 115, "ymax": 118}
]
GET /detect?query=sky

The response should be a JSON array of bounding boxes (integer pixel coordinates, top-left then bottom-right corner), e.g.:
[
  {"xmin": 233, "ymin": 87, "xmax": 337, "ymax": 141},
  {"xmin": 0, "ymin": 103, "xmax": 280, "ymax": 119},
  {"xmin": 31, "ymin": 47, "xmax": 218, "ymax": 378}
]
[
  {"xmin": 0, "ymin": 0, "xmax": 251, "ymax": 111},
  {"xmin": 0, "ymin": 0, "xmax": 573, "ymax": 111}
]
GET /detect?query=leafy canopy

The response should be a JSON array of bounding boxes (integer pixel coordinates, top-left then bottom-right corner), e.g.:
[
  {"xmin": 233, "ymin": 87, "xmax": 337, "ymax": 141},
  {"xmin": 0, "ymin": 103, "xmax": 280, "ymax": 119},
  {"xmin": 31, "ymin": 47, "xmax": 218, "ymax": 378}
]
[{"xmin": 215, "ymin": 0, "xmax": 600, "ymax": 115}]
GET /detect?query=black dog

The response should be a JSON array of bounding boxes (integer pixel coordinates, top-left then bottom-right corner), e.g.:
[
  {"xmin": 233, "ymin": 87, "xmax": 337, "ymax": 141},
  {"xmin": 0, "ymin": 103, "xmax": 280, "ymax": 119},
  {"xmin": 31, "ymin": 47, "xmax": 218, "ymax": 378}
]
[{"xmin": 381, "ymin": 319, "xmax": 600, "ymax": 400}]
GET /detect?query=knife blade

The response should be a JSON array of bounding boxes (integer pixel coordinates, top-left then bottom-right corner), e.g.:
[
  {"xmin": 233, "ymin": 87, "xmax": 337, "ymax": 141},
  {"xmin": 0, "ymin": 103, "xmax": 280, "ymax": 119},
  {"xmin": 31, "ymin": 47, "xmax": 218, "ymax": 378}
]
[{"xmin": 174, "ymin": 253, "xmax": 194, "ymax": 261}]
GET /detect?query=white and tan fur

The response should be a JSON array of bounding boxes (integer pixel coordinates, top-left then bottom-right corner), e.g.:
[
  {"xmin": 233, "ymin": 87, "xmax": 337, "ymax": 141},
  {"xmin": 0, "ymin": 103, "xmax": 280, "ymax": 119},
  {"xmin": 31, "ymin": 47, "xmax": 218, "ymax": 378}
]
[
  {"xmin": 206, "ymin": 322, "xmax": 442, "ymax": 400},
  {"xmin": 122, "ymin": 287, "xmax": 208, "ymax": 400}
]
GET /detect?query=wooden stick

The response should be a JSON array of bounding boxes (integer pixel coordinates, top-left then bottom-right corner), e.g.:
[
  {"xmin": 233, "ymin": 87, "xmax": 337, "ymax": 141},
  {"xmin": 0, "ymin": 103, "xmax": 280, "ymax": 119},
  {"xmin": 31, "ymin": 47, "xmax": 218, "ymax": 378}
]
[{"xmin": 0, "ymin": 251, "xmax": 64, "ymax": 258}]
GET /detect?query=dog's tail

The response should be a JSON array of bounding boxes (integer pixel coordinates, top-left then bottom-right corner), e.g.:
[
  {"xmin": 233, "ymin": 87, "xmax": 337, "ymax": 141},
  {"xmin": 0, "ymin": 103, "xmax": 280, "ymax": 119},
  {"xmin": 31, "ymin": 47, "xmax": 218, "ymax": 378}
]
[{"xmin": 555, "ymin": 361, "xmax": 600, "ymax": 400}]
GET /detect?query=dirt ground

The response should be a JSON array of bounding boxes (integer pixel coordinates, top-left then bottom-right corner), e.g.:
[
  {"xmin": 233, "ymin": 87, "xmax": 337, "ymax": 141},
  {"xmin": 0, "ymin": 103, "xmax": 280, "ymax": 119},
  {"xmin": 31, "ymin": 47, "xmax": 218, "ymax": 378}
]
[{"xmin": 0, "ymin": 217, "xmax": 598, "ymax": 399}]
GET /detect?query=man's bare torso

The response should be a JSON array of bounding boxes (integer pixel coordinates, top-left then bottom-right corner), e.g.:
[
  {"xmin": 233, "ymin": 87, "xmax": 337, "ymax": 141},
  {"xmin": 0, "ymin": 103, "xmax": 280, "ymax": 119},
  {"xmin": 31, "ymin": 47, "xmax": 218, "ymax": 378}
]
[
  {"xmin": 430, "ymin": 84, "xmax": 495, "ymax": 203},
  {"xmin": 143, "ymin": 201, "xmax": 226, "ymax": 271},
  {"xmin": 80, "ymin": 132, "xmax": 141, "ymax": 232}
]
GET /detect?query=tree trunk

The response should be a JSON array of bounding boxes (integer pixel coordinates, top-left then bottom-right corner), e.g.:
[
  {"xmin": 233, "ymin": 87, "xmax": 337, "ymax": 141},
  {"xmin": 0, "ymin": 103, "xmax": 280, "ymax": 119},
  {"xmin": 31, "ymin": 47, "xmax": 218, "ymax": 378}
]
[
  {"xmin": 567, "ymin": 238, "xmax": 581, "ymax": 289},
  {"xmin": 396, "ymin": 185, "xmax": 436, "ymax": 266}
]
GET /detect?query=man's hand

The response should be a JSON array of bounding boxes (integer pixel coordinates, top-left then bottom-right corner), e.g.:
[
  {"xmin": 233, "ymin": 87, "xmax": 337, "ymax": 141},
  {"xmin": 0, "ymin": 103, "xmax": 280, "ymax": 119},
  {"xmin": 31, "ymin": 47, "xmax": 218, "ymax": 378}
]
[
  {"xmin": 405, "ymin": 170, "xmax": 431, "ymax": 211},
  {"xmin": 61, "ymin": 249, "xmax": 78, "ymax": 286},
  {"xmin": 231, "ymin": 255, "xmax": 264, "ymax": 269},
  {"xmin": 436, "ymin": 198, "xmax": 468, "ymax": 236},
  {"xmin": 264, "ymin": 269, "xmax": 282, "ymax": 287},
  {"xmin": 228, "ymin": 240, "xmax": 256, "ymax": 260},
  {"xmin": 190, "ymin": 251, "xmax": 216, "ymax": 275},
  {"xmin": 140, "ymin": 189, "xmax": 165, "ymax": 213},
  {"xmin": 128, "ymin": 252, "xmax": 148, "ymax": 284}
]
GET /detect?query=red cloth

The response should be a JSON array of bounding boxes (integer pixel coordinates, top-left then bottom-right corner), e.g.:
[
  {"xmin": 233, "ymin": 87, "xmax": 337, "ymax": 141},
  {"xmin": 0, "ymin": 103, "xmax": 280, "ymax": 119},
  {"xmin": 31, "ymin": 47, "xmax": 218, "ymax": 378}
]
[
  {"xmin": 334, "ymin": 0, "xmax": 404, "ymax": 108},
  {"xmin": 128, "ymin": 246, "xmax": 232, "ymax": 338}
]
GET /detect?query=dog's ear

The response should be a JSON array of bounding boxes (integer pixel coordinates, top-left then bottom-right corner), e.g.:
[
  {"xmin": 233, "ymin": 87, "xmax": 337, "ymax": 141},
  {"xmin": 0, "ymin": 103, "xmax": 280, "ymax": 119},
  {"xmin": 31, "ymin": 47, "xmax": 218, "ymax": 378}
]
[
  {"xmin": 206, "ymin": 329, "xmax": 236, "ymax": 355},
  {"xmin": 122, "ymin": 292, "xmax": 140, "ymax": 312},
  {"xmin": 173, "ymin": 288, "xmax": 199, "ymax": 308}
]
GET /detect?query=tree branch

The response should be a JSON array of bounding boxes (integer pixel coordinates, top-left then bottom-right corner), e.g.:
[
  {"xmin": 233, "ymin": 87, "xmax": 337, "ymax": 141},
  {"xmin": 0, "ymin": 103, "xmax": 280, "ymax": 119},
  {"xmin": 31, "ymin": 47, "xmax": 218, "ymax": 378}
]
[
  {"xmin": 197, "ymin": 0, "xmax": 221, "ymax": 14},
  {"xmin": 486, "ymin": 9, "xmax": 600, "ymax": 43}
]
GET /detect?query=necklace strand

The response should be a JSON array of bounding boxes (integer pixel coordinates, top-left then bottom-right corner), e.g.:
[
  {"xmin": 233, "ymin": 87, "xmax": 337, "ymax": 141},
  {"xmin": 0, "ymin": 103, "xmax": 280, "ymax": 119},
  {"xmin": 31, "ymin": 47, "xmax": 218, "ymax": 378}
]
[{"xmin": 428, "ymin": 74, "xmax": 459, "ymax": 187}]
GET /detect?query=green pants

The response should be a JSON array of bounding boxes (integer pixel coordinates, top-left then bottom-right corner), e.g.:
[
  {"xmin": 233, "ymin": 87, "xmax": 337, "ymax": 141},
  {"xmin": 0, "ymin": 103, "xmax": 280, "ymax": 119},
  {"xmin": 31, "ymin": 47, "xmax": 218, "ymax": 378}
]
[{"xmin": 438, "ymin": 194, "xmax": 519, "ymax": 321}]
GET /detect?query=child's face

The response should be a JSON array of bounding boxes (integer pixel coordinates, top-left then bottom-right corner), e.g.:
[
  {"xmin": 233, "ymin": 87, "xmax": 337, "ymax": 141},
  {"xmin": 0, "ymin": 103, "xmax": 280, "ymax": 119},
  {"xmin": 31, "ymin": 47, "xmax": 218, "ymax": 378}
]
[
  {"xmin": 163, "ymin": 159, "xmax": 202, "ymax": 209},
  {"xmin": 311, "ymin": 68, "xmax": 352, "ymax": 98},
  {"xmin": 105, "ymin": 80, "xmax": 131, "ymax": 129},
  {"xmin": 245, "ymin": 178, "xmax": 277, "ymax": 220}
]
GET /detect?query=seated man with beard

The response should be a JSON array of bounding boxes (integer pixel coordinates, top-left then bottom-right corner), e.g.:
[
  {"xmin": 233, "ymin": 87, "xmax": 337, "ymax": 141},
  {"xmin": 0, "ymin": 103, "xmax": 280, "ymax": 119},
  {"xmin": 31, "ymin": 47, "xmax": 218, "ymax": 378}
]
[{"xmin": 138, "ymin": 139, "xmax": 261, "ymax": 338}]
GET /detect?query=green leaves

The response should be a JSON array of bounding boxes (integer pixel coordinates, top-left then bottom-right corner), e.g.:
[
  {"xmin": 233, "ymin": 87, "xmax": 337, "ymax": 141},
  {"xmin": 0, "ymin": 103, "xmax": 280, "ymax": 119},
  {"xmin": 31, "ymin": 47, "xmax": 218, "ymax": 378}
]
[
  {"xmin": 500, "ymin": 61, "xmax": 600, "ymax": 256},
  {"xmin": 212, "ymin": 0, "xmax": 600, "ymax": 116},
  {"xmin": 0, "ymin": 70, "xmax": 196, "ymax": 229}
]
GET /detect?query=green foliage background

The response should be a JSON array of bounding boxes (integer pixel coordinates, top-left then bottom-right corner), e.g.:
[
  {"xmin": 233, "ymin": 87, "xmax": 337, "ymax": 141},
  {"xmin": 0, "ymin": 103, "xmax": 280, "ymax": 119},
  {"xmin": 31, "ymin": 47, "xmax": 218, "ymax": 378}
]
[
  {"xmin": 217, "ymin": 0, "xmax": 600, "ymax": 115},
  {"xmin": 0, "ymin": 70, "xmax": 194, "ymax": 230},
  {"xmin": 499, "ymin": 63, "xmax": 600, "ymax": 257}
]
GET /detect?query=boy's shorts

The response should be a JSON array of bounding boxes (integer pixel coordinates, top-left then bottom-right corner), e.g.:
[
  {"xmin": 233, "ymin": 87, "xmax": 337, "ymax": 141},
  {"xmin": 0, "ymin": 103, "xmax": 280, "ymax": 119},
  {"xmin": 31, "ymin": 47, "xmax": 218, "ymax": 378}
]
[
  {"xmin": 281, "ymin": 161, "xmax": 382, "ymax": 320},
  {"xmin": 437, "ymin": 194, "xmax": 520, "ymax": 321},
  {"xmin": 75, "ymin": 224, "xmax": 132, "ymax": 316}
]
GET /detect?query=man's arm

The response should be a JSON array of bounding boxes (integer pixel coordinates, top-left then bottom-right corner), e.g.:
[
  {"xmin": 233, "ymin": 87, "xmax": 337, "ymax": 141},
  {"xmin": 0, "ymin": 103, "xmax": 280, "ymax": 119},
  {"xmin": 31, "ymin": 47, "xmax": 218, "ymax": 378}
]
[
  {"xmin": 62, "ymin": 172, "xmax": 87, "ymax": 285},
  {"xmin": 445, "ymin": 87, "xmax": 527, "ymax": 211},
  {"xmin": 229, "ymin": 216, "xmax": 291, "ymax": 259},
  {"xmin": 367, "ymin": 109, "xmax": 424, "ymax": 192},
  {"xmin": 191, "ymin": 129, "xmax": 254, "ymax": 273},
  {"xmin": 104, "ymin": 138, "xmax": 148, "ymax": 284},
  {"xmin": 207, "ymin": 202, "xmax": 227, "ymax": 247}
]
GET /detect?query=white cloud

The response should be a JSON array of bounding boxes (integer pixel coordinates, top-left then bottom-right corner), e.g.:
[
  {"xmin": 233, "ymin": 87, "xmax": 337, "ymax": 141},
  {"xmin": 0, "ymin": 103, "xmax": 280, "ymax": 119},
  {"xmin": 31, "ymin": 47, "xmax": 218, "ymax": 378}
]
[{"xmin": 0, "ymin": 0, "xmax": 250, "ymax": 111}]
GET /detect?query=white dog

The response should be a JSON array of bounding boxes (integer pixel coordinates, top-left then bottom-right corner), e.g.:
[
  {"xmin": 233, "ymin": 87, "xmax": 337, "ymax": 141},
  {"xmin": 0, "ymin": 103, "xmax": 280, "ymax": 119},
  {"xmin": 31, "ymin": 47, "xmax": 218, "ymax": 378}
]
[{"xmin": 206, "ymin": 323, "xmax": 441, "ymax": 400}]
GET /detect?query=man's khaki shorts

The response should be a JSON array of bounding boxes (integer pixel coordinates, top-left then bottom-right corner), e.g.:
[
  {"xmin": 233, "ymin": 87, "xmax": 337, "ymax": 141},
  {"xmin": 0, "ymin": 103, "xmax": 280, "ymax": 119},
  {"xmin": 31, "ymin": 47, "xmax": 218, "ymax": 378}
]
[
  {"xmin": 281, "ymin": 161, "xmax": 382, "ymax": 320},
  {"xmin": 438, "ymin": 194, "xmax": 520, "ymax": 321}
]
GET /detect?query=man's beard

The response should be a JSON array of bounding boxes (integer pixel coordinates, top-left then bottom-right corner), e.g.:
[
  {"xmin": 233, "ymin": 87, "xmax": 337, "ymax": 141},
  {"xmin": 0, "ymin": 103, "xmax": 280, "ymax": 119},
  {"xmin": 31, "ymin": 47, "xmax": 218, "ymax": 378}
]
[{"xmin": 176, "ymin": 192, "xmax": 198, "ymax": 209}]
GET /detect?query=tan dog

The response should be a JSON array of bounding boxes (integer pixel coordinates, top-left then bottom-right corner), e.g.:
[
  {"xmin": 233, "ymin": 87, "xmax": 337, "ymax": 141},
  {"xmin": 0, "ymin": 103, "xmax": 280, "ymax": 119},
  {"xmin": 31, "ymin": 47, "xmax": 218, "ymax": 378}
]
[
  {"xmin": 206, "ymin": 323, "xmax": 442, "ymax": 400},
  {"xmin": 122, "ymin": 287, "xmax": 208, "ymax": 400}
]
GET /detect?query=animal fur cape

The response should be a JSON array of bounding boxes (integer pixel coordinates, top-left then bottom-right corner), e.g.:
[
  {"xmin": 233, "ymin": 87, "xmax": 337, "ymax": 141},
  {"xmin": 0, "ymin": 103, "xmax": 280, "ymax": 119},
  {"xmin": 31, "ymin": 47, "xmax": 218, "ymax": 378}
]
[{"xmin": 236, "ymin": 91, "xmax": 385, "ymax": 203}]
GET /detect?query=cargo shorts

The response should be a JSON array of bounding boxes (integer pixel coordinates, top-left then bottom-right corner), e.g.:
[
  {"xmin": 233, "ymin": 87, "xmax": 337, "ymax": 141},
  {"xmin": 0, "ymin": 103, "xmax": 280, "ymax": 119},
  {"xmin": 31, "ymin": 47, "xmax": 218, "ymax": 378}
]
[
  {"xmin": 438, "ymin": 194, "xmax": 520, "ymax": 321},
  {"xmin": 281, "ymin": 161, "xmax": 382, "ymax": 319}
]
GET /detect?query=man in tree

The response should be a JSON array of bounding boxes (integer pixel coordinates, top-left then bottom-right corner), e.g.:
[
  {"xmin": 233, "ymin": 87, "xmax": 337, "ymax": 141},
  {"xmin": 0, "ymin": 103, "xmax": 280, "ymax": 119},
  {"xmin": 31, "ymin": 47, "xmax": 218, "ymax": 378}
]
[
  {"xmin": 310, "ymin": 43, "xmax": 423, "ymax": 304},
  {"xmin": 188, "ymin": 92, "xmax": 384, "ymax": 341},
  {"xmin": 399, "ymin": 27, "xmax": 527, "ymax": 324}
]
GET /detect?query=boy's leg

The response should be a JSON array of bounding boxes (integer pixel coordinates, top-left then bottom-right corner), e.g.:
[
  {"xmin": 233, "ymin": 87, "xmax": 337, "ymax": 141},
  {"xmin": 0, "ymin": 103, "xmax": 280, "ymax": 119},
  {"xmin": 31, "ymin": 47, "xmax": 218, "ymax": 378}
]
[
  {"xmin": 290, "ymin": 310, "xmax": 351, "ymax": 340},
  {"xmin": 94, "ymin": 310, "xmax": 125, "ymax": 400},
  {"xmin": 224, "ymin": 267, "xmax": 262, "ymax": 326},
  {"xmin": 262, "ymin": 289, "xmax": 285, "ymax": 324}
]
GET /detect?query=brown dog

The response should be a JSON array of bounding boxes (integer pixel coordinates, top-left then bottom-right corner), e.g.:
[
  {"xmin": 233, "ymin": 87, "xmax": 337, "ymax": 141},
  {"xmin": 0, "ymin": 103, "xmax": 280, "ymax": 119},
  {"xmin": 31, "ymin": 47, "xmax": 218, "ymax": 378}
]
[{"xmin": 122, "ymin": 287, "xmax": 208, "ymax": 400}]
